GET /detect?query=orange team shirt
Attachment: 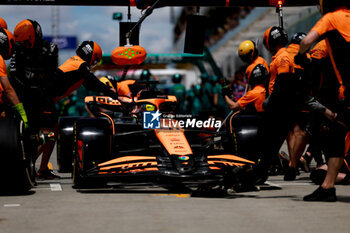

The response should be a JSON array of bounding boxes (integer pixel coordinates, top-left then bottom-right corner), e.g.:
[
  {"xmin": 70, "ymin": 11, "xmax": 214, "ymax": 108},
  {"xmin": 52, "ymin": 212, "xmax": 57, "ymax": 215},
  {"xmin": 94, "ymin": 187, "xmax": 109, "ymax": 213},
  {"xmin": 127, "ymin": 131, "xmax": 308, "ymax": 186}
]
[
  {"xmin": 312, "ymin": 8, "xmax": 350, "ymax": 42},
  {"xmin": 245, "ymin": 56, "xmax": 270, "ymax": 80},
  {"xmin": 286, "ymin": 43, "xmax": 311, "ymax": 70},
  {"xmin": 311, "ymin": 8, "xmax": 350, "ymax": 100},
  {"xmin": 237, "ymin": 84, "xmax": 266, "ymax": 112},
  {"xmin": 0, "ymin": 55, "xmax": 7, "ymax": 77},
  {"xmin": 56, "ymin": 55, "xmax": 86, "ymax": 101},
  {"xmin": 268, "ymin": 47, "xmax": 295, "ymax": 95},
  {"xmin": 0, "ymin": 55, "xmax": 7, "ymax": 103},
  {"xmin": 310, "ymin": 40, "xmax": 328, "ymax": 60}
]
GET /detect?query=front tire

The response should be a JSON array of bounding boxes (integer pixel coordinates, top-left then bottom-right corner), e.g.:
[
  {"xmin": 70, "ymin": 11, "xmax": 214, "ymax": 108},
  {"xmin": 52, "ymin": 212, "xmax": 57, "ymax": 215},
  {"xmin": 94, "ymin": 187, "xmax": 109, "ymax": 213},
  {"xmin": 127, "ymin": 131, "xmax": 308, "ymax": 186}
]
[
  {"xmin": 72, "ymin": 118, "xmax": 112, "ymax": 189},
  {"xmin": 57, "ymin": 116, "xmax": 81, "ymax": 173}
]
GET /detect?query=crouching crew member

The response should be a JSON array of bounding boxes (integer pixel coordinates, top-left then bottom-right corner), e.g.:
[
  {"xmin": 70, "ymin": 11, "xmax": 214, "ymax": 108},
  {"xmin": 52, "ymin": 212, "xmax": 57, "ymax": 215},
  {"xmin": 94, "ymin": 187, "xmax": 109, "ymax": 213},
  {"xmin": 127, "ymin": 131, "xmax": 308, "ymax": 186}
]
[{"xmin": 224, "ymin": 64, "xmax": 268, "ymax": 113}]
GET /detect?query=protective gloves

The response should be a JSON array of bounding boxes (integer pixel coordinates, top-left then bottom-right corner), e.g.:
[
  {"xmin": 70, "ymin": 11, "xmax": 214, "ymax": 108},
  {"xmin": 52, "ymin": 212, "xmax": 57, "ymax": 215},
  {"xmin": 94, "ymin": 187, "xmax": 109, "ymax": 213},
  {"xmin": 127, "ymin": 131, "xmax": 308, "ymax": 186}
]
[
  {"xmin": 294, "ymin": 53, "xmax": 311, "ymax": 68},
  {"xmin": 13, "ymin": 102, "xmax": 29, "ymax": 130},
  {"xmin": 305, "ymin": 97, "xmax": 326, "ymax": 113}
]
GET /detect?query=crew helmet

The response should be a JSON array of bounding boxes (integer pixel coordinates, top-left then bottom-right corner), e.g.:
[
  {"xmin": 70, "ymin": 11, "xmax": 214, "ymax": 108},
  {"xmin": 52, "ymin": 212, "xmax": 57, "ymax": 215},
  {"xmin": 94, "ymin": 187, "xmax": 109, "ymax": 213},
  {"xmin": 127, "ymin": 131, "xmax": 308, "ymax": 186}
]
[
  {"xmin": 140, "ymin": 69, "xmax": 151, "ymax": 81},
  {"xmin": 200, "ymin": 73, "xmax": 209, "ymax": 82},
  {"xmin": 0, "ymin": 28, "xmax": 15, "ymax": 60},
  {"xmin": 76, "ymin": 41, "xmax": 102, "ymax": 67},
  {"xmin": 238, "ymin": 40, "xmax": 258, "ymax": 63},
  {"xmin": 248, "ymin": 64, "xmax": 268, "ymax": 88},
  {"xmin": 263, "ymin": 26, "xmax": 288, "ymax": 53},
  {"xmin": 172, "ymin": 73, "xmax": 183, "ymax": 83},
  {"xmin": 194, "ymin": 84, "xmax": 201, "ymax": 96},
  {"xmin": 14, "ymin": 19, "xmax": 42, "ymax": 49},
  {"xmin": 290, "ymin": 32, "xmax": 307, "ymax": 45},
  {"xmin": 0, "ymin": 17, "xmax": 7, "ymax": 29},
  {"xmin": 210, "ymin": 75, "xmax": 218, "ymax": 84}
]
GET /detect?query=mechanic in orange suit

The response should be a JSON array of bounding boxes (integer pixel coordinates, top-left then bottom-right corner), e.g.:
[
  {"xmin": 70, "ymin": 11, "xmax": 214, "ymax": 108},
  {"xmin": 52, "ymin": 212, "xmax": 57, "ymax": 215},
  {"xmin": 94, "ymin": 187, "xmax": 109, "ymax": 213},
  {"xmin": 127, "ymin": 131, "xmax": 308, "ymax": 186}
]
[
  {"xmin": 0, "ymin": 26, "xmax": 28, "ymax": 126},
  {"xmin": 253, "ymin": 26, "xmax": 297, "ymax": 182},
  {"xmin": 224, "ymin": 40, "xmax": 269, "ymax": 113},
  {"xmin": 295, "ymin": 0, "xmax": 350, "ymax": 202},
  {"xmin": 9, "ymin": 19, "xmax": 60, "ymax": 180},
  {"xmin": 48, "ymin": 41, "xmax": 118, "ymax": 103},
  {"xmin": 224, "ymin": 64, "xmax": 268, "ymax": 113},
  {"xmin": 283, "ymin": 33, "xmax": 311, "ymax": 180},
  {"xmin": 307, "ymin": 40, "xmax": 350, "ymax": 186},
  {"xmin": 237, "ymin": 40, "xmax": 270, "ymax": 79}
]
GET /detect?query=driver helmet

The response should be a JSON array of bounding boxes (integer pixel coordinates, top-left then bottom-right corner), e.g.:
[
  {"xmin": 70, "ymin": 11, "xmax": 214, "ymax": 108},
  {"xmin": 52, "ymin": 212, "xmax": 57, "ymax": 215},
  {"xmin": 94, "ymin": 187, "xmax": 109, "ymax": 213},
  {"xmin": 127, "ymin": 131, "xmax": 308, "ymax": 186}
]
[{"xmin": 99, "ymin": 76, "xmax": 114, "ymax": 89}]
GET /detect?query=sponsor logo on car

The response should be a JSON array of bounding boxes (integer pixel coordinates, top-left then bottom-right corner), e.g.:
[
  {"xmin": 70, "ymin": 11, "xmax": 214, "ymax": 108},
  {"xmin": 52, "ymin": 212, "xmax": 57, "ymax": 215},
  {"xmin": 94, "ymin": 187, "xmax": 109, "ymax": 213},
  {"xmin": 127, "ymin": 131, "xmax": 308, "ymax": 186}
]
[
  {"xmin": 143, "ymin": 111, "xmax": 222, "ymax": 129},
  {"xmin": 178, "ymin": 155, "xmax": 190, "ymax": 161}
]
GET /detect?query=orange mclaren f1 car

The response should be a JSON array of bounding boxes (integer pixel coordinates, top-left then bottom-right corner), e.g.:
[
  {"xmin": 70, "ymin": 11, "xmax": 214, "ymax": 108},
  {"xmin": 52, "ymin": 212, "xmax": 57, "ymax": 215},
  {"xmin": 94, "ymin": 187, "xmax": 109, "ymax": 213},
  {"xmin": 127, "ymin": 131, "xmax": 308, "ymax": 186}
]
[{"xmin": 57, "ymin": 82, "xmax": 260, "ymax": 193}]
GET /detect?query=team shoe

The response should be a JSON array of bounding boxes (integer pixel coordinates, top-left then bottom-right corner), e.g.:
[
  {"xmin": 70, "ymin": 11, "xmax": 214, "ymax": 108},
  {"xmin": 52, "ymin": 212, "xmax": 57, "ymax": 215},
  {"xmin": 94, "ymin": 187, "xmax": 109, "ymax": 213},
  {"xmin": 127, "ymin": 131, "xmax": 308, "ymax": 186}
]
[
  {"xmin": 284, "ymin": 166, "xmax": 297, "ymax": 181},
  {"xmin": 37, "ymin": 169, "xmax": 61, "ymax": 180},
  {"xmin": 303, "ymin": 186, "xmax": 337, "ymax": 202},
  {"xmin": 279, "ymin": 151, "xmax": 290, "ymax": 171},
  {"xmin": 299, "ymin": 153, "xmax": 312, "ymax": 172}
]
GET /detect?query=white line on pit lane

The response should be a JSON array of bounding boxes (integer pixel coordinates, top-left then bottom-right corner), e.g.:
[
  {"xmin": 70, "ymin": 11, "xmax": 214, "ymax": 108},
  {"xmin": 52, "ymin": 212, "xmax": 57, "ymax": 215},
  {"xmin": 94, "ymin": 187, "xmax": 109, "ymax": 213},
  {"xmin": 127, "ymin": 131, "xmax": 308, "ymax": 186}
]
[
  {"xmin": 50, "ymin": 183, "xmax": 62, "ymax": 191},
  {"xmin": 265, "ymin": 181, "xmax": 313, "ymax": 187},
  {"xmin": 4, "ymin": 204, "xmax": 21, "ymax": 207}
]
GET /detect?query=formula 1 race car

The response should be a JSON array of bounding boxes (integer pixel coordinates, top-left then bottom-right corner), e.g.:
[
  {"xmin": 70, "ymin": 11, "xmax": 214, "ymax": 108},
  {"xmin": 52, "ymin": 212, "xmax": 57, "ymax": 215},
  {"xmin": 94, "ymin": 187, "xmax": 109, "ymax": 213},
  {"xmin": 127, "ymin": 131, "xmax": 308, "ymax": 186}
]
[{"xmin": 57, "ymin": 86, "xmax": 259, "ymax": 193}]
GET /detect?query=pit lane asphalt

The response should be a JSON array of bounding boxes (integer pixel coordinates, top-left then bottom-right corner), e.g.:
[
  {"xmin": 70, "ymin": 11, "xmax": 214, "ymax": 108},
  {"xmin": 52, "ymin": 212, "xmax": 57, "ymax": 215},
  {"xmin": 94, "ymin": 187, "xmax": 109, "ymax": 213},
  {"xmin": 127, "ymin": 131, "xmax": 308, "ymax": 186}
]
[{"xmin": 1, "ymin": 146, "xmax": 350, "ymax": 233}]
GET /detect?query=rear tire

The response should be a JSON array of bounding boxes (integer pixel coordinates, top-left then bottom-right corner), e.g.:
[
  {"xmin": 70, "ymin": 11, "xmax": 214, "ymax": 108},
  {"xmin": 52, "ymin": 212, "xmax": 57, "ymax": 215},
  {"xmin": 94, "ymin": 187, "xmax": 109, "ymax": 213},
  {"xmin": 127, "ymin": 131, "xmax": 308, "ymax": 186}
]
[
  {"xmin": 223, "ymin": 114, "xmax": 261, "ymax": 161},
  {"xmin": 0, "ymin": 118, "xmax": 34, "ymax": 193}
]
